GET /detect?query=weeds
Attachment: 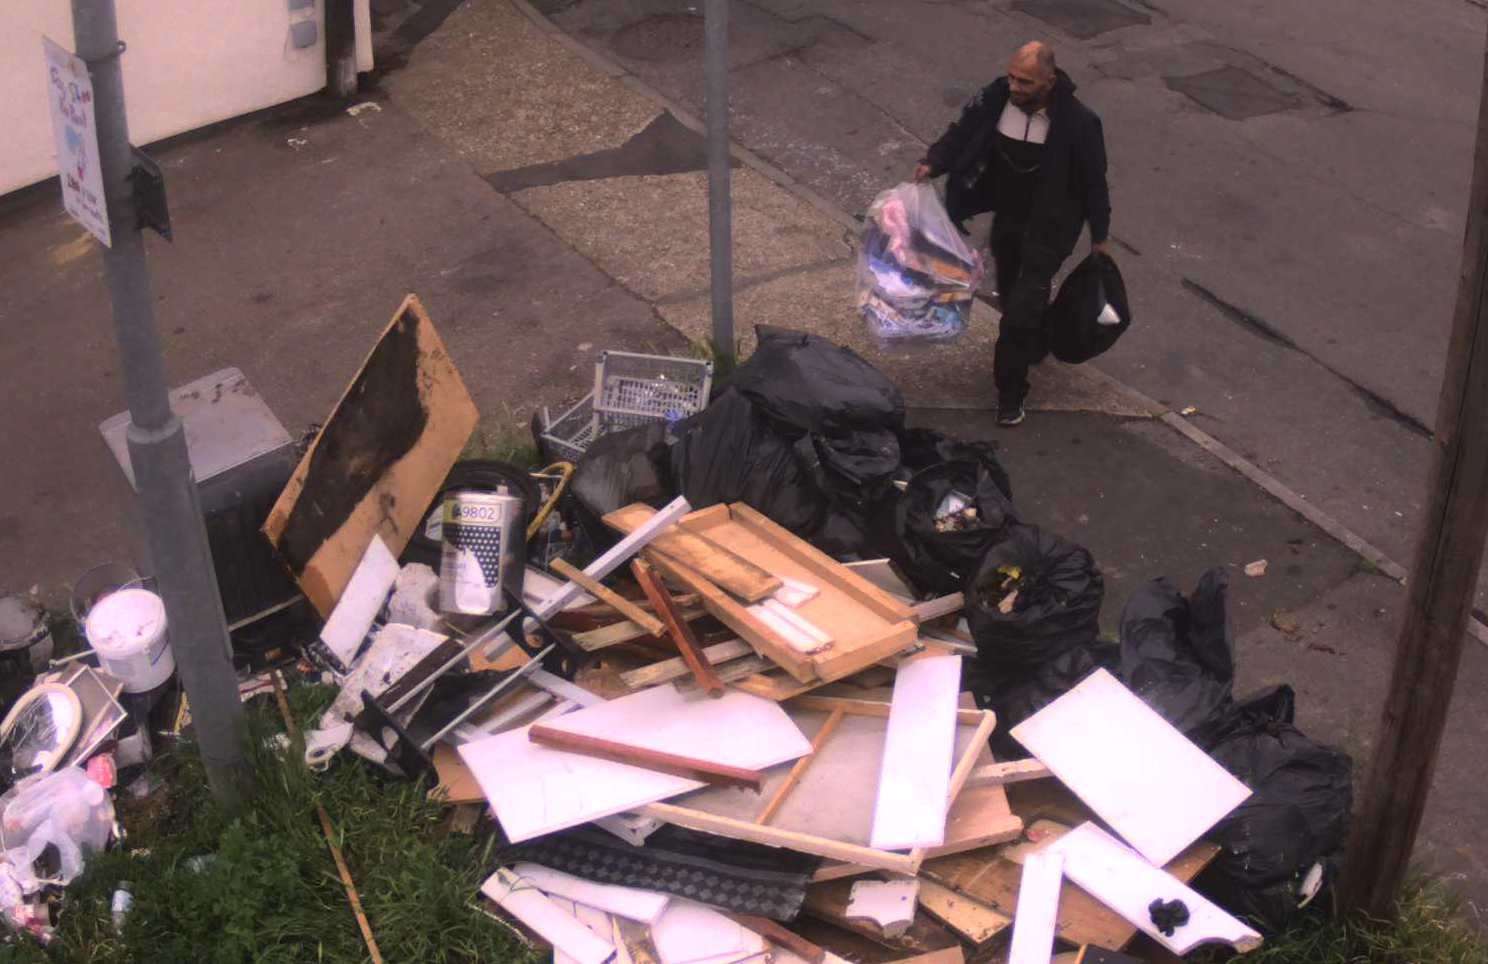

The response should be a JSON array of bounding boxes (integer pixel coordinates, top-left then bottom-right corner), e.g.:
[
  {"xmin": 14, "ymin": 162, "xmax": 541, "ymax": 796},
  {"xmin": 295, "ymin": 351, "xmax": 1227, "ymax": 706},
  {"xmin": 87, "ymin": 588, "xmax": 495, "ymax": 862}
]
[{"xmin": 0, "ymin": 685, "xmax": 532, "ymax": 964}]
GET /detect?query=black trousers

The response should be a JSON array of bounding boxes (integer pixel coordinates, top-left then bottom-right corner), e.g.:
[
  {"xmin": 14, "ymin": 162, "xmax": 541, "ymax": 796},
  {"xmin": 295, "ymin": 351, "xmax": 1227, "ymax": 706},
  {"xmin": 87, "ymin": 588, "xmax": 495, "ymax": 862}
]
[{"xmin": 991, "ymin": 217, "xmax": 1052, "ymax": 408}]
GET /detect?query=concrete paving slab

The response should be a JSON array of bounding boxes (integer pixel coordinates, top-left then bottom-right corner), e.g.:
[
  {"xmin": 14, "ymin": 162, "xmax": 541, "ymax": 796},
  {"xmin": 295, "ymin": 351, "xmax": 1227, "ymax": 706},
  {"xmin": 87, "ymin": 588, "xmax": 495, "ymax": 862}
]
[
  {"xmin": 510, "ymin": 168, "xmax": 854, "ymax": 303},
  {"xmin": 382, "ymin": 0, "xmax": 660, "ymax": 172}
]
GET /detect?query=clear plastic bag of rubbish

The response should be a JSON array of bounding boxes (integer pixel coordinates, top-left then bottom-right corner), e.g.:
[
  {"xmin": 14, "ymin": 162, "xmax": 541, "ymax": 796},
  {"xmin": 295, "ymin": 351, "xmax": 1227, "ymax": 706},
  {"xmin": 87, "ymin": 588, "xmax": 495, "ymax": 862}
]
[
  {"xmin": 857, "ymin": 183, "xmax": 985, "ymax": 343},
  {"xmin": 0, "ymin": 767, "xmax": 113, "ymax": 891}
]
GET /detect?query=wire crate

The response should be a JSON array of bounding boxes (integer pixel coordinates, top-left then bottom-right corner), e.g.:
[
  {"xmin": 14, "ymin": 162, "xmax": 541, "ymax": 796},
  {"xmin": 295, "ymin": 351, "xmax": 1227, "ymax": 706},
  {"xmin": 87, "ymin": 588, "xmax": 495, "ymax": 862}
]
[
  {"xmin": 593, "ymin": 351, "xmax": 713, "ymax": 433},
  {"xmin": 539, "ymin": 392, "xmax": 597, "ymax": 462}
]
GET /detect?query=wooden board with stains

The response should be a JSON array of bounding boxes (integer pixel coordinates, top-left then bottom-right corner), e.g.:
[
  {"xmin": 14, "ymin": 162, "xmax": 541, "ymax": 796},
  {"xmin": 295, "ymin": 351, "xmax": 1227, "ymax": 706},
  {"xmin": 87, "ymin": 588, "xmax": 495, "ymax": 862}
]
[{"xmin": 263, "ymin": 294, "xmax": 478, "ymax": 615}]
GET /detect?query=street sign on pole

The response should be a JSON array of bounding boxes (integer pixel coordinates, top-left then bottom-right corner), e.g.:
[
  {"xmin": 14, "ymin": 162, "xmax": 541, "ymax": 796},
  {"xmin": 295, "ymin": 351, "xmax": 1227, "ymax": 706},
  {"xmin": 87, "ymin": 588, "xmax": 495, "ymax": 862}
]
[{"xmin": 42, "ymin": 36, "xmax": 111, "ymax": 247}]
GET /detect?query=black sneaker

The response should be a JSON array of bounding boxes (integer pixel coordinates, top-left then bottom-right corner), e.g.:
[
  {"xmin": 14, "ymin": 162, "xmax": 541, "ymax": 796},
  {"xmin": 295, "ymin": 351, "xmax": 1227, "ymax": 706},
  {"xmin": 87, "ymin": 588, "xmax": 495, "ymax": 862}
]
[{"xmin": 997, "ymin": 403, "xmax": 1026, "ymax": 427}]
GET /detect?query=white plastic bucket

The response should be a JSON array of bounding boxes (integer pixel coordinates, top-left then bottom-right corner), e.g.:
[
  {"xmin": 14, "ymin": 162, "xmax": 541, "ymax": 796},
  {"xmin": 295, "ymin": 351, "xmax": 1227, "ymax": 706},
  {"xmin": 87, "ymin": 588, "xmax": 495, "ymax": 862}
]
[{"xmin": 85, "ymin": 589, "xmax": 175, "ymax": 693}]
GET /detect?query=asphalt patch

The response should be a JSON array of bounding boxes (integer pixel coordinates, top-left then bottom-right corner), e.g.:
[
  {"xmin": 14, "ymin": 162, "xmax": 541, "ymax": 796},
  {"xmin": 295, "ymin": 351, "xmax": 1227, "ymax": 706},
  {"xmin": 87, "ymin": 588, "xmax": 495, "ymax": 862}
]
[
  {"xmin": 484, "ymin": 111, "xmax": 736, "ymax": 192},
  {"xmin": 1165, "ymin": 65, "xmax": 1301, "ymax": 119},
  {"xmin": 1010, "ymin": 0, "xmax": 1150, "ymax": 39},
  {"xmin": 611, "ymin": 14, "xmax": 706, "ymax": 63}
]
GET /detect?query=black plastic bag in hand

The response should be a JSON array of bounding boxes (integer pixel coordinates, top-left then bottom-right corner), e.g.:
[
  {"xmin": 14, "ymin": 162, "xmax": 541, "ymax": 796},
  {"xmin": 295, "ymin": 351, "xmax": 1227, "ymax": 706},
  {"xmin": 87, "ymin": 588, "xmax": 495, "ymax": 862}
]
[
  {"xmin": 1197, "ymin": 686, "xmax": 1353, "ymax": 933},
  {"xmin": 965, "ymin": 524, "xmax": 1104, "ymax": 670},
  {"xmin": 894, "ymin": 460, "xmax": 1017, "ymax": 595},
  {"xmin": 1118, "ymin": 569, "xmax": 1235, "ymax": 744},
  {"xmin": 1046, "ymin": 251, "xmax": 1131, "ymax": 364}
]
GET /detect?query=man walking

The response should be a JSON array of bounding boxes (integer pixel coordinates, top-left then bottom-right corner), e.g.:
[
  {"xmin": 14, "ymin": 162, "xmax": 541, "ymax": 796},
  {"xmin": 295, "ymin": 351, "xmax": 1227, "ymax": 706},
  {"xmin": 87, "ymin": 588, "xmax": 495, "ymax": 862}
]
[{"xmin": 915, "ymin": 42, "xmax": 1111, "ymax": 426}]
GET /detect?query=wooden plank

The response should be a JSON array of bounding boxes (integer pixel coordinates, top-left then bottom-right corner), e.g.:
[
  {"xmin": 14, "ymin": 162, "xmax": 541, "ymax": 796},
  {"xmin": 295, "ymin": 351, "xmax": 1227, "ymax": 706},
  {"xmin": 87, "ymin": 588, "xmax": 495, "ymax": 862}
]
[
  {"xmin": 871, "ymin": 655, "xmax": 962, "ymax": 851},
  {"xmin": 264, "ymin": 295, "xmax": 479, "ymax": 616},
  {"xmin": 550, "ymin": 558, "xmax": 665, "ymax": 638},
  {"xmin": 431, "ymin": 741, "xmax": 484, "ymax": 805},
  {"xmin": 732, "ymin": 672, "xmax": 823, "ymax": 702},
  {"xmin": 571, "ymin": 610, "xmax": 706, "ymax": 653},
  {"xmin": 641, "ymin": 801, "xmax": 921, "ymax": 874},
  {"xmin": 918, "ymin": 825, "xmax": 1220, "ymax": 952},
  {"xmin": 757, "ymin": 707, "xmax": 845, "ymax": 824},
  {"xmin": 638, "ymin": 504, "xmax": 920, "ymax": 684},
  {"xmin": 606, "ymin": 504, "xmax": 781, "ymax": 602},
  {"xmin": 1010, "ymin": 669, "xmax": 1251, "ymax": 866},
  {"xmin": 893, "ymin": 949, "xmax": 964, "ymax": 964},
  {"xmin": 803, "ymin": 878, "xmax": 960, "ymax": 956},
  {"xmin": 965, "ymin": 760, "xmax": 1053, "ymax": 789},
  {"xmin": 644, "ymin": 548, "xmax": 818, "ymax": 681},
  {"xmin": 728, "ymin": 913, "xmax": 826, "ymax": 964},
  {"xmin": 633, "ymin": 558, "xmax": 725, "ymax": 696},
  {"xmin": 724, "ymin": 505, "xmax": 913, "ymax": 622},
  {"xmin": 460, "ymin": 686, "xmax": 811, "ymax": 842},
  {"xmin": 915, "ymin": 878, "xmax": 1011, "ymax": 948},
  {"xmin": 621, "ymin": 639, "xmax": 753, "ymax": 689},
  {"xmin": 1007, "ymin": 851, "xmax": 1063, "ymax": 964},
  {"xmin": 657, "ymin": 707, "xmax": 991, "ymax": 877},
  {"xmin": 529, "ymin": 724, "xmax": 765, "ymax": 790},
  {"xmin": 1047, "ymin": 823, "xmax": 1262, "ymax": 954},
  {"xmin": 911, "ymin": 594, "xmax": 964, "ymax": 623}
]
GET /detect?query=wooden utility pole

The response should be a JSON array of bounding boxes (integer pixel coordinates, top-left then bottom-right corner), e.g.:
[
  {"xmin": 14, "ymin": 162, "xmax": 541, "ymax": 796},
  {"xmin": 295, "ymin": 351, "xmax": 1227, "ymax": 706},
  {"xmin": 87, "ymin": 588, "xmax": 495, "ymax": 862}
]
[{"xmin": 1338, "ymin": 24, "xmax": 1488, "ymax": 918}]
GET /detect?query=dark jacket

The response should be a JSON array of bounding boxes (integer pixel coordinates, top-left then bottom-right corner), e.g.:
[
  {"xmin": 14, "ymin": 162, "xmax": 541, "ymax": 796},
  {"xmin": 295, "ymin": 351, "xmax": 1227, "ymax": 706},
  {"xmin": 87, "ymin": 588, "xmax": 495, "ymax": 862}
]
[{"xmin": 924, "ymin": 70, "xmax": 1110, "ymax": 320}]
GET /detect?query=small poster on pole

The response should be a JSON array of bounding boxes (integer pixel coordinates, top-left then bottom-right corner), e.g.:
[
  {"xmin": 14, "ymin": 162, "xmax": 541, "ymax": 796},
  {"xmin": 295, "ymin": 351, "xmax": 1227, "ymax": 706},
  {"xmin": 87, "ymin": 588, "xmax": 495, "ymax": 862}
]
[{"xmin": 42, "ymin": 36, "xmax": 111, "ymax": 247}]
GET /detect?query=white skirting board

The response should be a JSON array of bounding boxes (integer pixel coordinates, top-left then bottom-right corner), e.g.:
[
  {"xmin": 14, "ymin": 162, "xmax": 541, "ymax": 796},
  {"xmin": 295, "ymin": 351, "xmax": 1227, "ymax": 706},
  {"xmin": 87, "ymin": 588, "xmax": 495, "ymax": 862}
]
[
  {"xmin": 482, "ymin": 868, "xmax": 615, "ymax": 964},
  {"xmin": 512, "ymin": 862, "xmax": 670, "ymax": 924},
  {"xmin": 1010, "ymin": 668, "xmax": 1251, "ymax": 866},
  {"xmin": 1047, "ymin": 823, "xmax": 1263, "ymax": 955},
  {"xmin": 649, "ymin": 900, "xmax": 768, "ymax": 964},
  {"xmin": 1006, "ymin": 850, "xmax": 1063, "ymax": 964},
  {"xmin": 459, "ymin": 684, "xmax": 811, "ymax": 843},
  {"xmin": 869, "ymin": 654, "xmax": 963, "ymax": 851},
  {"xmin": 318, "ymin": 535, "xmax": 398, "ymax": 667}
]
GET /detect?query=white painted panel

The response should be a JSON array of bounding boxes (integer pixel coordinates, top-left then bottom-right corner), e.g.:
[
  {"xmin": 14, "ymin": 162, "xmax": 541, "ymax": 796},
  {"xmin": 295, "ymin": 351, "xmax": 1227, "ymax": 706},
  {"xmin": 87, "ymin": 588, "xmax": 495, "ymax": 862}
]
[
  {"xmin": 4, "ymin": 0, "xmax": 331, "ymax": 195},
  {"xmin": 1010, "ymin": 668, "xmax": 1251, "ymax": 866},
  {"xmin": 869, "ymin": 654, "xmax": 962, "ymax": 851}
]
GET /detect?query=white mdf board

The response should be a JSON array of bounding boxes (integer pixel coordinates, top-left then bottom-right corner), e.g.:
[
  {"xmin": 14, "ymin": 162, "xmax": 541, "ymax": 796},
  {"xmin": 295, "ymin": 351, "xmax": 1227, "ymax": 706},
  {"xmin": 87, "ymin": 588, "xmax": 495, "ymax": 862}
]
[
  {"xmin": 1006, "ymin": 850, "xmax": 1063, "ymax": 964},
  {"xmin": 650, "ymin": 900, "xmax": 767, "ymax": 964},
  {"xmin": 870, "ymin": 654, "xmax": 962, "ymax": 850},
  {"xmin": 482, "ymin": 869, "xmax": 615, "ymax": 964},
  {"xmin": 513, "ymin": 862, "xmax": 670, "ymax": 924},
  {"xmin": 670, "ymin": 708, "xmax": 984, "ymax": 848},
  {"xmin": 1010, "ymin": 669, "xmax": 1251, "ymax": 866},
  {"xmin": 459, "ymin": 685, "xmax": 810, "ymax": 843},
  {"xmin": 1047, "ymin": 823, "xmax": 1263, "ymax": 955}
]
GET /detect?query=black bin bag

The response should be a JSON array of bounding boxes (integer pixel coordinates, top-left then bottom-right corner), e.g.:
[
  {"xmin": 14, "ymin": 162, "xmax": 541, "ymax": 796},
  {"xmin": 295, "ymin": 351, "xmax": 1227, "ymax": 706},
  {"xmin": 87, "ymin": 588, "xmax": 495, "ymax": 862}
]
[
  {"xmin": 1197, "ymin": 686, "xmax": 1353, "ymax": 933},
  {"xmin": 1118, "ymin": 568, "xmax": 1235, "ymax": 745},
  {"xmin": 894, "ymin": 460, "xmax": 1017, "ymax": 596},
  {"xmin": 1046, "ymin": 251, "xmax": 1131, "ymax": 364},
  {"xmin": 965, "ymin": 523, "xmax": 1104, "ymax": 671},
  {"xmin": 571, "ymin": 422, "xmax": 674, "ymax": 545},
  {"xmin": 731, "ymin": 325, "xmax": 905, "ymax": 437},
  {"xmin": 669, "ymin": 390, "xmax": 825, "ymax": 535}
]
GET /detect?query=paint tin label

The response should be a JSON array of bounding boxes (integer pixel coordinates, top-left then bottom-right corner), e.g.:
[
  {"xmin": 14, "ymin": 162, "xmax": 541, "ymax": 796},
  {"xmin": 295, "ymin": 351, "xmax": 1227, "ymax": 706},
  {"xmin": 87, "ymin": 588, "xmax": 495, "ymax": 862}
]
[{"xmin": 439, "ymin": 491, "xmax": 520, "ymax": 615}]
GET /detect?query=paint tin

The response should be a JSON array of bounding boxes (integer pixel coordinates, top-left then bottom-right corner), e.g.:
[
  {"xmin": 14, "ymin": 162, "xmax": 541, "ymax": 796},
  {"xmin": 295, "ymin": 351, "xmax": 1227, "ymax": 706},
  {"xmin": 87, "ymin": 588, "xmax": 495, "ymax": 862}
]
[
  {"xmin": 85, "ymin": 588, "xmax": 175, "ymax": 693},
  {"xmin": 438, "ymin": 488, "xmax": 526, "ymax": 615}
]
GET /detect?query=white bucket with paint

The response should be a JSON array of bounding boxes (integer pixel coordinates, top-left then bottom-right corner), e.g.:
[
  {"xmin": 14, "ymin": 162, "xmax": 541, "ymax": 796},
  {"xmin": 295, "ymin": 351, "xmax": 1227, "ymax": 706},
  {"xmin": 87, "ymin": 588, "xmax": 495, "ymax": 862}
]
[{"xmin": 85, "ymin": 589, "xmax": 175, "ymax": 693}]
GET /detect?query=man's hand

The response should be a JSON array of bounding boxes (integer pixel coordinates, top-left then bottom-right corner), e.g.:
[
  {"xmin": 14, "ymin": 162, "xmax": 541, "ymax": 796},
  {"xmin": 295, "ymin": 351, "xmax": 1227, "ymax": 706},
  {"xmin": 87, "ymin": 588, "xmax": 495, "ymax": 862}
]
[
  {"xmin": 1093, "ymin": 240, "xmax": 1112, "ymax": 257},
  {"xmin": 913, "ymin": 163, "xmax": 932, "ymax": 182}
]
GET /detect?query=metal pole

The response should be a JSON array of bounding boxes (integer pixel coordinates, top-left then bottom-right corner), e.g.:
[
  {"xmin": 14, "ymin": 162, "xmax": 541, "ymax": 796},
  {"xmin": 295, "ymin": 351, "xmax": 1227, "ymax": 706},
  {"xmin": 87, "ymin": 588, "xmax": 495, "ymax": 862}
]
[
  {"xmin": 1337, "ymin": 20, "xmax": 1488, "ymax": 918},
  {"xmin": 72, "ymin": 0, "xmax": 247, "ymax": 807},
  {"xmin": 704, "ymin": 0, "xmax": 735, "ymax": 370}
]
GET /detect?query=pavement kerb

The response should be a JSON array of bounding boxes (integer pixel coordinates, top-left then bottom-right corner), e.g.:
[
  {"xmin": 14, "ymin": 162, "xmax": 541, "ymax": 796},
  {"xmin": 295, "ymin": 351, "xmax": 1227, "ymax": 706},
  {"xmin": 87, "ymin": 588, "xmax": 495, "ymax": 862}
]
[{"xmin": 501, "ymin": 0, "xmax": 1481, "ymax": 645}]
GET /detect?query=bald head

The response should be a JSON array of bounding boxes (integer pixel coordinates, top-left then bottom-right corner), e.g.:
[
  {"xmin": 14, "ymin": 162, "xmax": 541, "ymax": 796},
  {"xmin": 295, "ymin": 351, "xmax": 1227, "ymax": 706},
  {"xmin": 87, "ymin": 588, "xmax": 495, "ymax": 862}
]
[{"xmin": 1008, "ymin": 41, "xmax": 1057, "ymax": 109}]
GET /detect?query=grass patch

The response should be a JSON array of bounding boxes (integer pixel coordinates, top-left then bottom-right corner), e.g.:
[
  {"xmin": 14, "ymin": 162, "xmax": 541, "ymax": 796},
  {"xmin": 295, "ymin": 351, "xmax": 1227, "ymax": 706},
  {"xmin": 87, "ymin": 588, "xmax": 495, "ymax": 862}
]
[
  {"xmin": 0, "ymin": 684, "xmax": 534, "ymax": 964},
  {"xmin": 1226, "ymin": 880, "xmax": 1487, "ymax": 964}
]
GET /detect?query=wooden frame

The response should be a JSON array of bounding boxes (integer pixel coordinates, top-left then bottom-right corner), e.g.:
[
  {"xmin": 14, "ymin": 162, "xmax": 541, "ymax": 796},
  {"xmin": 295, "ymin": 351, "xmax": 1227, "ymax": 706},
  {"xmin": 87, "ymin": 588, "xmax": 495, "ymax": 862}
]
[
  {"xmin": 639, "ymin": 697, "xmax": 1002, "ymax": 875},
  {"xmin": 607, "ymin": 503, "xmax": 917, "ymax": 683}
]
